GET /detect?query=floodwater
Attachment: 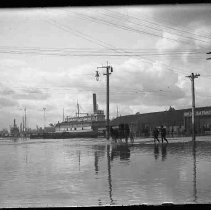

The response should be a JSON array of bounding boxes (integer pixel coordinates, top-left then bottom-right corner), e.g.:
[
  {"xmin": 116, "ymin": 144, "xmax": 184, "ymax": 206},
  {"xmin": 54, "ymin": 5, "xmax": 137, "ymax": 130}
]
[{"xmin": 0, "ymin": 136, "xmax": 211, "ymax": 207}]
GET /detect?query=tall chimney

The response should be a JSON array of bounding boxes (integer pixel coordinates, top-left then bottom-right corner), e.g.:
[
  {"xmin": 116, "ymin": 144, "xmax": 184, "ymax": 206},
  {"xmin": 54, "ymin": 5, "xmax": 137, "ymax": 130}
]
[{"xmin": 93, "ymin": 93, "xmax": 97, "ymax": 114}]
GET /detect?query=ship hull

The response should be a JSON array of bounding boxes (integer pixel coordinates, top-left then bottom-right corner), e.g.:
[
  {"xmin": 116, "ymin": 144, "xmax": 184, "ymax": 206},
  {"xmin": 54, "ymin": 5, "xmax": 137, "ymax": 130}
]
[{"xmin": 30, "ymin": 131, "xmax": 99, "ymax": 139}]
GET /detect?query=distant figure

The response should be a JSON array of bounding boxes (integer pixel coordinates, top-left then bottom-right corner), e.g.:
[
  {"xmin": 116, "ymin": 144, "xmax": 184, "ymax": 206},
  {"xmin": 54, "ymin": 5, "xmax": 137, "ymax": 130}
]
[
  {"xmin": 110, "ymin": 126, "xmax": 115, "ymax": 141},
  {"xmin": 110, "ymin": 126, "xmax": 118, "ymax": 142},
  {"xmin": 153, "ymin": 127, "xmax": 160, "ymax": 143},
  {"xmin": 160, "ymin": 125, "xmax": 168, "ymax": 143},
  {"xmin": 129, "ymin": 131, "xmax": 134, "ymax": 143},
  {"xmin": 119, "ymin": 124, "xmax": 124, "ymax": 142},
  {"xmin": 124, "ymin": 124, "xmax": 130, "ymax": 143},
  {"xmin": 145, "ymin": 127, "xmax": 149, "ymax": 137}
]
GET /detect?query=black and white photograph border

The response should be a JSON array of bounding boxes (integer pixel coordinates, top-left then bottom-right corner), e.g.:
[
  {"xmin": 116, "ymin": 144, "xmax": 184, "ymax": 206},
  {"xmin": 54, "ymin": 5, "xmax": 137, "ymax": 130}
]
[{"xmin": 0, "ymin": 0, "xmax": 211, "ymax": 208}]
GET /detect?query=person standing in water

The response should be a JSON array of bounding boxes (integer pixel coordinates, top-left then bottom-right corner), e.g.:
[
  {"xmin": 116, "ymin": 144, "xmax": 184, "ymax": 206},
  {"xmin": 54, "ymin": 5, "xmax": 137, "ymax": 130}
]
[
  {"xmin": 160, "ymin": 125, "xmax": 168, "ymax": 143},
  {"xmin": 153, "ymin": 127, "xmax": 160, "ymax": 143}
]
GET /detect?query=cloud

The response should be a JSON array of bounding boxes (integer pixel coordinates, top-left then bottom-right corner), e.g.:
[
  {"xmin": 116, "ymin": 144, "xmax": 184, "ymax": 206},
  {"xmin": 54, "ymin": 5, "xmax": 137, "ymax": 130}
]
[
  {"xmin": 0, "ymin": 6, "xmax": 211, "ymax": 129},
  {"xmin": 0, "ymin": 97, "xmax": 18, "ymax": 108},
  {"xmin": 193, "ymin": 26, "xmax": 211, "ymax": 49},
  {"xmin": 107, "ymin": 58, "xmax": 185, "ymax": 105},
  {"xmin": 13, "ymin": 88, "xmax": 51, "ymax": 100},
  {"xmin": 0, "ymin": 82, "xmax": 51, "ymax": 101},
  {"xmin": 156, "ymin": 32, "xmax": 180, "ymax": 51},
  {"xmin": 152, "ymin": 5, "xmax": 211, "ymax": 28},
  {"xmin": 0, "ymin": 86, "xmax": 15, "ymax": 96}
]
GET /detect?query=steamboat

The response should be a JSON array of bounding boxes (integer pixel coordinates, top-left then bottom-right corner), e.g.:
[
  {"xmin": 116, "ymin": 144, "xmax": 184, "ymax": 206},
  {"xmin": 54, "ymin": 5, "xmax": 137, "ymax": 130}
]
[{"xmin": 30, "ymin": 93, "xmax": 106, "ymax": 139}]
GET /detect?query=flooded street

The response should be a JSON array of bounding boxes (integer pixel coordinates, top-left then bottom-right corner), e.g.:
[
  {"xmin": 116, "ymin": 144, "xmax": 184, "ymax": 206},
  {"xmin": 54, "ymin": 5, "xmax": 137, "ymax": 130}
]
[{"xmin": 0, "ymin": 136, "xmax": 211, "ymax": 207}]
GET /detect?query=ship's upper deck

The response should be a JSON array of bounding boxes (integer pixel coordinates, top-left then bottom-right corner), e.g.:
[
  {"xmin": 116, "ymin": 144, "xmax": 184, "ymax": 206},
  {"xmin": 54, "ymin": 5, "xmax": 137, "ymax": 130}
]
[{"xmin": 62, "ymin": 109, "xmax": 105, "ymax": 124}]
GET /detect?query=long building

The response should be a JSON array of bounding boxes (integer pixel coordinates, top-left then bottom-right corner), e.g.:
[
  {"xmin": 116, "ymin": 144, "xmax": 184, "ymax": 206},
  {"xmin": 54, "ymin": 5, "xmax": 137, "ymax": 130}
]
[{"xmin": 110, "ymin": 106, "xmax": 211, "ymax": 137}]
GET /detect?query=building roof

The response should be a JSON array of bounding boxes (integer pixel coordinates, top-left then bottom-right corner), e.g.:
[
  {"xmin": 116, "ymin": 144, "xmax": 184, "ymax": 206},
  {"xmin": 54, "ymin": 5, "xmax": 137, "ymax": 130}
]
[{"xmin": 110, "ymin": 106, "xmax": 211, "ymax": 127}]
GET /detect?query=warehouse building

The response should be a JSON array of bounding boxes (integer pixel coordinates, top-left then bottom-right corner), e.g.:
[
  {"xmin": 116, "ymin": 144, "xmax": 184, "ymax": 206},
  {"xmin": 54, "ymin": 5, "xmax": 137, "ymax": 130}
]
[{"xmin": 110, "ymin": 106, "xmax": 211, "ymax": 137}]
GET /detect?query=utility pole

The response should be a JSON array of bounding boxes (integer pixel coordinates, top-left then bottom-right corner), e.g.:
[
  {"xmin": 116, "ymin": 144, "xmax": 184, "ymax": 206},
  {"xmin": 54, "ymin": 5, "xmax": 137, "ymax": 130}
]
[
  {"xmin": 95, "ymin": 63, "xmax": 113, "ymax": 140},
  {"xmin": 186, "ymin": 73, "xmax": 200, "ymax": 141}
]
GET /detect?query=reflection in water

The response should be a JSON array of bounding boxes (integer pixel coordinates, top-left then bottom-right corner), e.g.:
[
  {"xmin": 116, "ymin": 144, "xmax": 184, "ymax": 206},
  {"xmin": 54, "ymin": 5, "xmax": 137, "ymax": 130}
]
[
  {"xmin": 24, "ymin": 142, "xmax": 28, "ymax": 165},
  {"xmin": 94, "ymin": 151, "xmax": 99, "ymax": 174},
  {"xmin": 105, "ymin": 143, "xmax": 132, "ymax": 205},
  {"xmin": 154, "ymin": 144, "xmax": 159, "ymax": 160},
  {"xmin": 93, "ymin": 145, "xmax": 106, "ymax": 174},
  {"xmin": 78, "ymin": 150, "xmax": 81, "ymax": 171},
  {"xmin": 106, "ymin": 144, "xmax": 114, "ymax": 205},
  {"xmin": 153, "ymin": 143, "xmax": 168, "ymax": 161},
  {"xmin": 110, "ymin": 143, "xmax": 130, "ymax": 161},
  {"xmin": 2, "ymin": 138, "xmax": 211, "ymax": 206},
  {"xmin": 193, "ymin": 141, "xmax": 197, "ymax": 202},
  {"xmin": 161, "ymin": 143, "xmax": 168, "ymax": 161},
  {"xmin": 152, "ymin": 141, "xmax": 197, "ymax": 202},
  {"xmin": 119, "ymin": 145, "xmax": 130, "ymax": 161}
]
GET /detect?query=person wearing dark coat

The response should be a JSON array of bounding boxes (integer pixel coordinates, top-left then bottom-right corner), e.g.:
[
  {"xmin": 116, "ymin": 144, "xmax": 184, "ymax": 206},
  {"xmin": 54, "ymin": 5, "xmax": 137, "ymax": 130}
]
[
  {"xmin": 160, "ymin": 125, "xmax": 168, "ymax": 143},
  {"xmin": 153, "ymin": 127, "xmax": 160, "ymax": 143}
]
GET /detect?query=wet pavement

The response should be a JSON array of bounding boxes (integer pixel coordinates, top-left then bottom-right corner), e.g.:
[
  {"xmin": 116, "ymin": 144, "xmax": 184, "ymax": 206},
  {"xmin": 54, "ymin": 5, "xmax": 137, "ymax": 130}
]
[{"xmin": 0, "ymin": 136, "xmax": 211, "ymax": 207}]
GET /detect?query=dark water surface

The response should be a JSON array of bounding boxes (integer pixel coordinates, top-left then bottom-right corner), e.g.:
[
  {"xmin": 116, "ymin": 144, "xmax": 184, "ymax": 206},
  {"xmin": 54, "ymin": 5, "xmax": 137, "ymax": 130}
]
[{"xmin": 0, "ymin": 136, "xmax": 211, "ymax": 207}]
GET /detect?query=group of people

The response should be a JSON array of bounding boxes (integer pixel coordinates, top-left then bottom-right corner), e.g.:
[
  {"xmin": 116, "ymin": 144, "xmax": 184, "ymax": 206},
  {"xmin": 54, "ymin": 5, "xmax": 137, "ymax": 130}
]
[
  {"xmin": 153, "ymin": 125, "xmax": 168, "ymax": 144},
  {"xmin": 110, "ymin": 124, "xmax": 168, "ymax": 144},
  {"xmin": 110, "ymin": 124, "xmax": 134, "ymax": 143}
]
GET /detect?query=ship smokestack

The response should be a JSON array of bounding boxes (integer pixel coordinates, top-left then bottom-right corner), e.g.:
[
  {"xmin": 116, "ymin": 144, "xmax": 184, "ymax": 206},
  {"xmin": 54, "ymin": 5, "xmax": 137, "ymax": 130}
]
[{"xmin": 93, "ymin": 93, "xmax": 97, "ymax": 114}]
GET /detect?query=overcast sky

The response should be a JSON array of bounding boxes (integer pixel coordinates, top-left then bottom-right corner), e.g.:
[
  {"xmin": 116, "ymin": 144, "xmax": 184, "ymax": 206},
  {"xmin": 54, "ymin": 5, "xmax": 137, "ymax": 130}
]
[{"xmin": 0, "ymin": 4, "xmax": 211, "ymax": 130}]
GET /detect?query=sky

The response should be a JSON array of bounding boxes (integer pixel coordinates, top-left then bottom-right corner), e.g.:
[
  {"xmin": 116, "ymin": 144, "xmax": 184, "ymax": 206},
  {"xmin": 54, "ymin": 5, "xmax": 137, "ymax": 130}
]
[{"xmin": 0, "ymin": 4, "xmax": 211, "ymax": 130}]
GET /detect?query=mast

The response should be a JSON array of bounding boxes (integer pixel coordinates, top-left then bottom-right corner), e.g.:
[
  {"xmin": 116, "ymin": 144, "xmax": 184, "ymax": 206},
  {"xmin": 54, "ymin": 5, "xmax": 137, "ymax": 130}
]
[
  {"xmin": 117, "ymin": 105, "xmax": 119, "ymax": 118},
  {"xmin": 77, "ymin": 101, "xmax": 80, "ymax": 117},
  {"xmin": 23, "ymin": 116, "xmax": 25, "ymax": 132},
  {"xmin": 63, "ymin": 108, "xmax": 65, "ymax": 121},
  {"xmin": 24, "ymin": 107, "xmax": 26, "ymax": 132}
]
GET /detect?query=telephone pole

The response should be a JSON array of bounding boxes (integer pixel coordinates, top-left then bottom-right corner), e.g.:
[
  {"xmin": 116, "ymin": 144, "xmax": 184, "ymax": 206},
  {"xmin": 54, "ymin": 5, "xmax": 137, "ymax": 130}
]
[
  {"xmin": 186, "ymin": 73, "xmax": 200, "ymax": 141},
  {"xmin": 95, "ymin": 63, "xmax": 113, "ymax": 140}
]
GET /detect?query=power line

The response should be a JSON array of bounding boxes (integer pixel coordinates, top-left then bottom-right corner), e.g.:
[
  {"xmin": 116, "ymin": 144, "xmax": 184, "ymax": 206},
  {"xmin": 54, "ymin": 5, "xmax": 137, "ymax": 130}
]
[
  {"xmin": 70, "ymin": 10, "xmax": 210, "ymax": 50},
  {"xmin": 0, "ymin": 50, "xmax": 208, "ymax": 57},
  {"xmin": 43, "ymin": 12, "xmax": 207, "ymax": 76},
  {"xmin": 45, "ymin": 16, "xmax": 121, "ymax": 51},
  {"xmin": 1, "ymin": 10, "xmax": 204, "ymax": 78},
  {"xmin": 0, "ymin": 46, "xmax": 208, "ymax": 54},
  {"xmin": 101, "ymin": 8, "xmax": 211, "ymax": 42}
]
